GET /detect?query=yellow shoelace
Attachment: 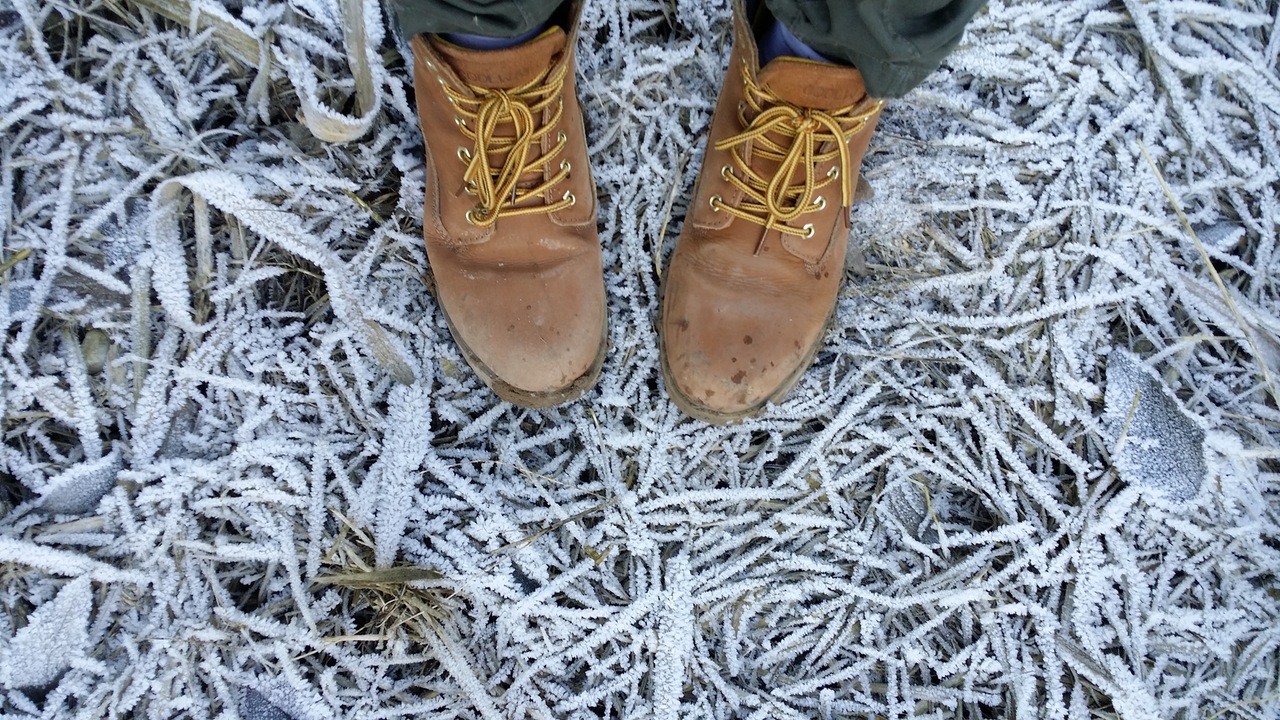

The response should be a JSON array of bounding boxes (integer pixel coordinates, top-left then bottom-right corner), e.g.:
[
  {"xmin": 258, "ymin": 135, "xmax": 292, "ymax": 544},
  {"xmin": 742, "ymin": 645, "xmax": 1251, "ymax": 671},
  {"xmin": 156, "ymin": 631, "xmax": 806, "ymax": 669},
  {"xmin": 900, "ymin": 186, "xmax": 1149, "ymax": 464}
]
[
  {"xmin": 445, "ymin": 63, "xmax": 575, "ymax": 228},
  {"xmin": 711, "ymin": 64, "xmax": 884, "ymax": 249}
]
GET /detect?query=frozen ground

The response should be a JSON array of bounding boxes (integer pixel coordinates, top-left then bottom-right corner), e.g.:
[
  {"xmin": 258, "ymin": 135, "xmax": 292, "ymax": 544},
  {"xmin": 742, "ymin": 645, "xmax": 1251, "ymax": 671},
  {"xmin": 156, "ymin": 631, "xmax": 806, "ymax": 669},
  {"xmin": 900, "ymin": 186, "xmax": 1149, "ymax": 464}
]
[{"xmin": 2, "ymin": 0, "xmax": 1279, "ymax": 717}]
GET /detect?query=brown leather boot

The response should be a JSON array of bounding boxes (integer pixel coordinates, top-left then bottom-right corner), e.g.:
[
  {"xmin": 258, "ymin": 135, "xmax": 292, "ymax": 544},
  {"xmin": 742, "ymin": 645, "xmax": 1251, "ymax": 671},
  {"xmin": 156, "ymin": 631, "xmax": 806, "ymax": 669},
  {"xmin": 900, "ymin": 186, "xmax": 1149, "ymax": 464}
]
[
  {"xmin": 660, "ymin": 0, "xmax": 885, "ymax": 424},
  {"xmin": 410, "ymin": 5, "xmax": 605, "ymax": 407}
]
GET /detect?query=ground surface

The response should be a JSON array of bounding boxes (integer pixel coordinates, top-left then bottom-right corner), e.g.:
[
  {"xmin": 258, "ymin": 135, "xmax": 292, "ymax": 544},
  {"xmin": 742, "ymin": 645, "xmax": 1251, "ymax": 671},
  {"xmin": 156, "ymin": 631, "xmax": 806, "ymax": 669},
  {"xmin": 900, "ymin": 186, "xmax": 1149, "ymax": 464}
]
[{"xmin": 2, "ymin": 0, "xmax": 1279, "ymax": 718}]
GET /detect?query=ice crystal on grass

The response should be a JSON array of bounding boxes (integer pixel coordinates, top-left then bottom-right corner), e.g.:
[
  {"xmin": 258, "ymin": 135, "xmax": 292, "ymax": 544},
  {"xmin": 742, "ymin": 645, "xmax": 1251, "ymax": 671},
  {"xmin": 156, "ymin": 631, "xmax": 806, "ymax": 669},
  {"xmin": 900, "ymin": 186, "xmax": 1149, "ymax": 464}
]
[
  {"xmin": 2, "ymin": 0, "xmax": 1279, "ymax": 717},
  {"xmin": 37, "ymin": 448, "xmax": 122, "ymax": 514},
  {"xmin": 239, "ymin": 688, "xmax": 298, "ymax": 720},
  {"xmin": 0, "ymin": 577, "xmax": 92, "ymax": 690},
  {"xmin": 1104, "ymin": 349, "xmax": 1206, "ymax": 502}
]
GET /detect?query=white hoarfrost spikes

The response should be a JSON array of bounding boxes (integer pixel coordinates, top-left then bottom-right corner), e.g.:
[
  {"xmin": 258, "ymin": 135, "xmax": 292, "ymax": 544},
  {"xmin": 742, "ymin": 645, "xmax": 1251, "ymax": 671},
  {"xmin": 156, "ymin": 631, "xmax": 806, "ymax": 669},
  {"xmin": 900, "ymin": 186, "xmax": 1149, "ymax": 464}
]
[
  {"xmin": 0, "ymin": 577, "xmax": 93, "ymax": 690},
  {"xmin": 1, "ymin": 0, "xmax": 1279, "ymax": 717}
]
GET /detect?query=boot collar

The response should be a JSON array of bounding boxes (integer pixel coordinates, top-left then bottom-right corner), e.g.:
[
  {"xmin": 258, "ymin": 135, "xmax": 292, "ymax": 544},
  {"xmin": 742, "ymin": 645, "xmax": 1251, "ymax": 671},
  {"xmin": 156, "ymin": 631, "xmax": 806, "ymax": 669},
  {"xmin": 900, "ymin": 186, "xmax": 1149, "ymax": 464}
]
[
  {"xmin": 757, "ymin": 57, "xmax": 868, "ymax": 110},
  {"xmin": 429, "ymin": 27, "xmax": 567, "ymax": 90}
]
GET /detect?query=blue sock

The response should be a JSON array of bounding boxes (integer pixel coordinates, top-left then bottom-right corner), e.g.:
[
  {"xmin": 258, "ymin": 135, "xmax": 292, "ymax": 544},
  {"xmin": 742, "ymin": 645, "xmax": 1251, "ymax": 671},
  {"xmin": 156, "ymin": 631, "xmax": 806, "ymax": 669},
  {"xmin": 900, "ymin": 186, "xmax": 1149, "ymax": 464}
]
[
  {"xmin": 759, "ymin": 19, "xmax": 831, "ymax": 64},
  {"xmin": 443, "ymin": 24, "xmax": 544, "ymax": 50}
]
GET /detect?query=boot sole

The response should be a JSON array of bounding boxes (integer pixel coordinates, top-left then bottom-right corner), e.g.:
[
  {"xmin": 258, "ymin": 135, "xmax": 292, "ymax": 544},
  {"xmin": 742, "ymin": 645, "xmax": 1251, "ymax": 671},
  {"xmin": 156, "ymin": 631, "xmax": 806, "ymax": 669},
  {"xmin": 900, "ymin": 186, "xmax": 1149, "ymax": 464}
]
[
  {"xmin": 658, "ymin": 280, "xmax": 838, "ymax": 425},
  {"xmin": 425, "ymin": 269, "xmax": 608, "ymax": 409}
]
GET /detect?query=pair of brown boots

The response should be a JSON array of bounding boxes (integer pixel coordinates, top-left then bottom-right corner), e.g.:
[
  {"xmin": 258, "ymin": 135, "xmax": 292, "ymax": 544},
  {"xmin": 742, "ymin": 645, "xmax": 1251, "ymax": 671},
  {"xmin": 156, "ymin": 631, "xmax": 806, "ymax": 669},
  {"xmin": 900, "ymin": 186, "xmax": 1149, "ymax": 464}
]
[{"xmin": 411, "ymin": 1, "xmax": 883, "ymax": 424}]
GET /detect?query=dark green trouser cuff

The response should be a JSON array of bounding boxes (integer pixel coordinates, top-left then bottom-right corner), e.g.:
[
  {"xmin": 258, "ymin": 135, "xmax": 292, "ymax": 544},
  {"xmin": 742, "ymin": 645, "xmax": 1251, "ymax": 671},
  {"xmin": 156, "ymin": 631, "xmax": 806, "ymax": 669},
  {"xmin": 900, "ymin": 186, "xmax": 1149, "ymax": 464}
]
[
  {"xmin": 763, "ymin": 0, "xmax": 987, "ymax": 98},
  {"xmin": 392, "ymin": 0, "xmax": 562, "ymax": 40},
  {"xmin": 390, "ymin": 0, "xmax": 986, "ymax": 98}
]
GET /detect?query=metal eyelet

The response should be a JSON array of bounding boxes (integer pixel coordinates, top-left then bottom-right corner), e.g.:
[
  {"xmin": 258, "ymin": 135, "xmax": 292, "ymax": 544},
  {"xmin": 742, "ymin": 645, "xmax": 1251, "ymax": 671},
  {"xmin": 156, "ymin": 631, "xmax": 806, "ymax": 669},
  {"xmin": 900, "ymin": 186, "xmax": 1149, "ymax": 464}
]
[
  {"xmin": 826, "ymin": 166, "xmax": 840, "ymax": 180},
  {"xmin": 464, "ymin": 181, "xmax": 477, "ymax": 196},
  {"xmin": 557, "ymin": 131, "xmax": 567, "ymax": 144},
  {"xmin": 465, "ymin": 207, "xmax": 479, "ymax": 225},
  {"xmin": 709, "ymin": 194, "xmax": 722, "ymax": 211},
  {"xmin": 560, "ymin": 159, "xmax": 571, "ymax": 173},
  {"xmin": 563, "ymin": 191, "xmax": 576, "ymax": 206},
  {"xmin": 457, "ymin": 147, "xmax": 471, "ymax": 163},
  {"xmin": 813, "ymin": 196, "xmax": 826, "ymax": 210},
  {"xmin": 802, "ymin": 224, "xmax": 815, "ymax": 239},
  {"xmin": 721, "ymin": 165, "xmax": 734, "ymax": 181},
  {"xmin": 453, "ymin": 116, "xmax": 466, "ymax": 129}
]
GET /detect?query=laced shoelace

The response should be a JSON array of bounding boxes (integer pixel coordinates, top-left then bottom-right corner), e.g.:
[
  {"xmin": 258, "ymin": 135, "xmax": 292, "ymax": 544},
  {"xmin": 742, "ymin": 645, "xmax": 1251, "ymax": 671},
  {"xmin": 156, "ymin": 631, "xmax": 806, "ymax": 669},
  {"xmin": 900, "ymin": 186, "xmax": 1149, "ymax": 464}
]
[
  {"xmin": 444, "ymin": 63, "xmax": 575, "ymax": 228},
  {"xmin": 710, "ymin": 64, "xmax": 885, "ymax": 251}
]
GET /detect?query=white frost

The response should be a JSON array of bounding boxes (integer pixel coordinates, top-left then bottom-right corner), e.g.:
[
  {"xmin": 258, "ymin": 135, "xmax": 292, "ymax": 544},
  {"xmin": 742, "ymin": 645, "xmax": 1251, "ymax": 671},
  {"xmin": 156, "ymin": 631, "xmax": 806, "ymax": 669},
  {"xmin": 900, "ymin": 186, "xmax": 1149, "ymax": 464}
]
[
  {"xmin": 0, "ymin": 577, "xmax": 93, "ymax": 690},
  {"xmin": 1103, "ymin": 349, "xmax": 1206, "ymax": 502},
  {"xmin": 1, "ymin": 0, "xmax": 1278, "ymax": 717}
]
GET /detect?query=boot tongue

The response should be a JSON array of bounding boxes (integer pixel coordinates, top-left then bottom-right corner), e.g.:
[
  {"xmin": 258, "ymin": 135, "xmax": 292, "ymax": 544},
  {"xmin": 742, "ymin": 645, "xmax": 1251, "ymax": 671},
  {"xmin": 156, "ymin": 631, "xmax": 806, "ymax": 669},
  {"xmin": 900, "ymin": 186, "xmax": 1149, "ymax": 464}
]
[
  {"xmin": 431, "ymin": 27, "xmax": 566, "ymax": 90},
  {"xmin": 757, "ymin": 57, "xmax": 868, "ymax": 110}
]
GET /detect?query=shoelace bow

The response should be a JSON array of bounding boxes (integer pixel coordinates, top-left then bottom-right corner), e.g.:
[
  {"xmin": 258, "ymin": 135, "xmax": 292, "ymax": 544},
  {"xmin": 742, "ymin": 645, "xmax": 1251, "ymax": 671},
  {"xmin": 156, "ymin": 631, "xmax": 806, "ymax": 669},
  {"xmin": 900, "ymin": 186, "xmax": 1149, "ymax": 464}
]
[
  {"xmin": 712, "ymin": 64, "xmax": 884, "ymax": 250},
  {"xmin": 445, "ymin": 63, "xmax": 574, "ymax": 228}
]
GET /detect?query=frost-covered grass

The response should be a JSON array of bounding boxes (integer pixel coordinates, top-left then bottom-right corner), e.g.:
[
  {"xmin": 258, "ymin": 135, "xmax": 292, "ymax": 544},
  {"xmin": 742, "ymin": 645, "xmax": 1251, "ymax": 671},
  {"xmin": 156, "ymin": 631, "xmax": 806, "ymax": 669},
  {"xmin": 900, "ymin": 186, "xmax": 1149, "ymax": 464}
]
[{"xmin": 2, "ymin": 0, "xmax": 1279, "ymax": 717}]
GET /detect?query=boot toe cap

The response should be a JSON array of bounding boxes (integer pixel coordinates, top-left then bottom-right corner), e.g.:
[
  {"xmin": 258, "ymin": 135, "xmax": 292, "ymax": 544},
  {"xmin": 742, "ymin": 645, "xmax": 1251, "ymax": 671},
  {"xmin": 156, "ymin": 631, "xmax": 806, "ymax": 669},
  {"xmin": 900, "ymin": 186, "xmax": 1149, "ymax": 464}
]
[
  {"xmin": 433, "ymin": 251, "xmax": 606, "ymax": 403},
  {"xmin": 661, "ymin": 268, "xmax": 829, "ymax": 421}
]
